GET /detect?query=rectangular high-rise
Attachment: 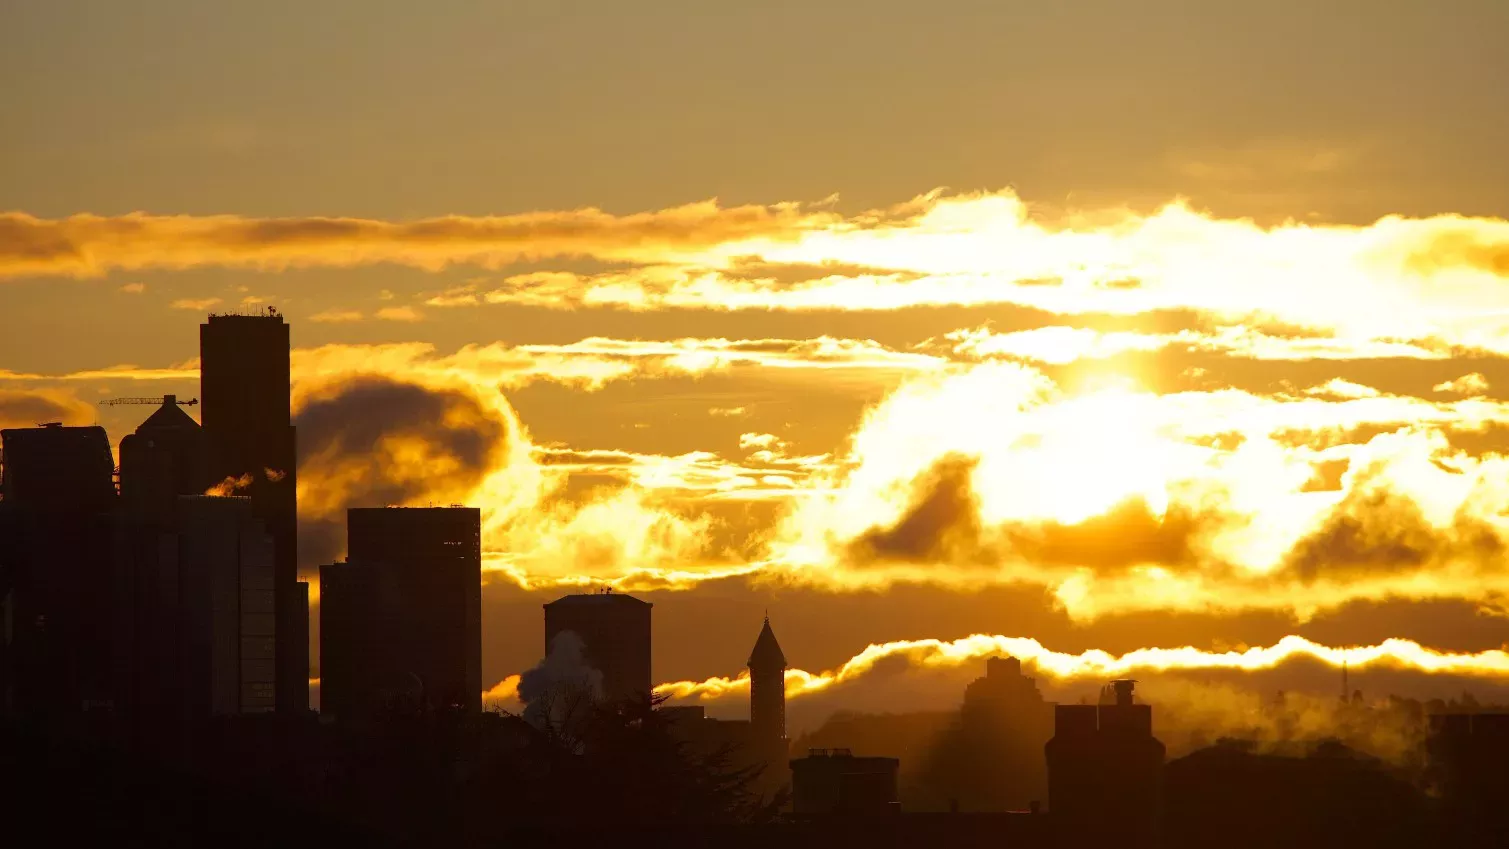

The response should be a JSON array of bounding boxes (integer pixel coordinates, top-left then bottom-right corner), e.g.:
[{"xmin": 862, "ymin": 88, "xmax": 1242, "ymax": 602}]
[
  {"xmin": 174, "ymin": 496, "xmax": 277, "ymax": 715},
  {"xmin": 0, "ymin": 424, "xmax": 117, "ymax": 716},
  {"xmin": 321, "ymin": 507, "xmax": 481, "ymax": 718},
  {"xmin": 543, "ymin": 592, "xmax": 652, "ymax": 703},
  {"xmin": 199, "ymin": 309, "xmax": 304, "ymax": 713}
]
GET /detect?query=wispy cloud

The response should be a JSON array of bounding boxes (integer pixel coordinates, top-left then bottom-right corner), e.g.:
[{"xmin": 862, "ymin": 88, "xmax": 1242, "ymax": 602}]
[
  {"xmin": 168, "ymin": 297, "xmax": 221, "ymax": 310},
  {"xmin": 309, "ymin": 309, "xmax": 365, "ymax": 323},
  {"xmin": 375, "ymin": 305, "xmax": 423, "ymax": 322}
]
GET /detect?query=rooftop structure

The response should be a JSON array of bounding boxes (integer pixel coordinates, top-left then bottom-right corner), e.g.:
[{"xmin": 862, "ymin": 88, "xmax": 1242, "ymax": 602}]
[{"xmin": 543, "ymin": 591, "xmax": 652, "ymax": 703}]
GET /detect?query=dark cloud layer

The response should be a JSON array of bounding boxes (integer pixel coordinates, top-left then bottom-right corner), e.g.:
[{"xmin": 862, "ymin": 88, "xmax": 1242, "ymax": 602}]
[
  {"xmin": 294, "ymin": 375, "xmax": 508, "ymax": 567},
  {"xmin": 1003, "ymin": 499, "xmax": 1212, "ymax": 572},
  {"xmin": 848, "ymin": 454, "xmax": 1215, "ymax": 573},
  {"xmin": 0, "ymin": 389, "xmax": 91, "ymax": 429},
  {"xmin": 849, "ymin": 454, "xmax": 983, "ymax": 564},
  {"xmin": 1281, "ymin": 488, "xmax": 1505, "ymax": 583}
]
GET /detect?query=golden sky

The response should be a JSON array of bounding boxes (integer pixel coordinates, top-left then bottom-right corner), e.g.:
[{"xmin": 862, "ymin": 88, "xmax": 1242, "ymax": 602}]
[{"xmin": 7, "ymin": 0, "xmax": 1509, "ymax": 723}]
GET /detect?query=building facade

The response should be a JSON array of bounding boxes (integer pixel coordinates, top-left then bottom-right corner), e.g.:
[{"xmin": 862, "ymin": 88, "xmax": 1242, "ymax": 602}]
[
  {"xmin": 174, "ymin": 495, "xmax": 277, "ymax": 715},
  {"xmin": 543, "ymin": 591, "xmax": 652, "ymax": 703},
  {"xmin": 199, "ymin": 310, "xmax": 305, "ymax": 713},
  {"xmin": 0, "ymin": 424, "xmax": 117, "ymax": 716},
  {"xmin": 321, "ymin": 506, "xmax": 482, "ymax": 718},
  {"xmin": 1045, "ymin": 679, "xmax": 1164, "ymax": 848}
]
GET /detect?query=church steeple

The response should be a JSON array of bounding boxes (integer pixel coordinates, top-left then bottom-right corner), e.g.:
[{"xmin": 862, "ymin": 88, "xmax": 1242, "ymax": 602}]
[{"xmin": 748, "ymin": 614, "xmax": 787, "ymax": 741}]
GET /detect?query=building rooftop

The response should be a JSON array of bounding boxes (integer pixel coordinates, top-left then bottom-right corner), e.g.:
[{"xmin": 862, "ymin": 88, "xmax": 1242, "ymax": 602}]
[
  {"xmin": 749, "ymin": 616, "xmax": 788, "ymax": 669},
  {"xmin": 135, "ymin": 395, "xmax": 201, "ymax": 431},
  {"xmin": 544, "ymin": 590, "xmax": 651, "ymax": 607}
]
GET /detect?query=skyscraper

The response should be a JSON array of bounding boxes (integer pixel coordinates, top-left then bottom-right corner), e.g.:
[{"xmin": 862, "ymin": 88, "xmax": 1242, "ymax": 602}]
[
  {"xmin": 113, "ymin": 397, "xmax": 209, "ymax": 719},
  {"xmin": 174, "ymin": 495, "xmax": 277, "ymax": 716},
  {"xmin": 0, "ymin": 424, "xmax": 117, "ymax": 715},
  {"xmin": 321, "ymin": 506, "xmax": 481, "ymax": 718},
  {"xmin": 748, "ymin": 615, "xmax": 787, "ymax": 743},
  {"xmin": 199, "ymin": 309, "xmax": 304, "ymax": 713},
  {"xmin": 543, "ymin": 592, "xmax": 652, "ymax": 703}
]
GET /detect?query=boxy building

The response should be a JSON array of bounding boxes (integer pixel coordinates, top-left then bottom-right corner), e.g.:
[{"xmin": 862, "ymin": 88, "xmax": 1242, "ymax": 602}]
[
  {"xmin": 320, "ymin": 506, "xmax": 482, "ymax": 718},
  {"xmin": 1045, "ymin": 679, "xmax": 1165, "ymax": 849},
  {"xmin": 199, "ymin": 309, "xmax": 304, "ymax": 713},
  {"xmin": 543, "ymin": 591, "xmax": 652, "ymax": 703}
]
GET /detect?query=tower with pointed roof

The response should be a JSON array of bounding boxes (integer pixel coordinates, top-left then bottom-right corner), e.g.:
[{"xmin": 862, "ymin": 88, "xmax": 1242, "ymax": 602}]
[
  {"xmin": 119, "ymin": 394, "xmax": 209, "ymax": 522},
  {"xmin": 748, "ymin": 614, "xmax": 788, "ymax": 742}
]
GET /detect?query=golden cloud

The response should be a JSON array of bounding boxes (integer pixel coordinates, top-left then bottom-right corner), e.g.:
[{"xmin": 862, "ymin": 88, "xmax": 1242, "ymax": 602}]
[
  {"xmin": 0, "ymin": 200, "xmax": 834, "ymax": 279},
  {"xmin": 654, "ymin": 632, "xmax": 1509, "ymax": 703},
  {"xmin": 10, "ymin": 191, "xmax": 1509, "ymax": 360}
]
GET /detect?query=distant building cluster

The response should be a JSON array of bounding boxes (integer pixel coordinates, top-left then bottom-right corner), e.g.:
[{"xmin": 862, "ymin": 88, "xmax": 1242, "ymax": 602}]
[{"xmin": 2, "ymin": 310, "xmax": 307, "ymax": 720}]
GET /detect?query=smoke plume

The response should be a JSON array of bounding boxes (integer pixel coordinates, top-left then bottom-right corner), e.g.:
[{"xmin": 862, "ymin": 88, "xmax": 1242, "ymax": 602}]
[{"xmin": 517, "ymin": 630, "xmax": 605, "ymax": 729}]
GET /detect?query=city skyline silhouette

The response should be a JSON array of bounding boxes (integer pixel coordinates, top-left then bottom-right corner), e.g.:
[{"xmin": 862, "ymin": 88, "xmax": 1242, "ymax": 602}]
[{"xmin": 8, "ymin": 2, "xmax": 1509, "ymax": 845}]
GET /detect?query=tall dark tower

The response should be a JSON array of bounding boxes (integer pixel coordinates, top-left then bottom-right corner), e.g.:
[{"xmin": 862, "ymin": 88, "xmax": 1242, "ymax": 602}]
[
  {"xmin": 199, "ymin": 308, "xmax": 305, "ymax": 714},
  {"xmin": 748, "ymin": 615, "xmax": 787, "ymax": 742}
]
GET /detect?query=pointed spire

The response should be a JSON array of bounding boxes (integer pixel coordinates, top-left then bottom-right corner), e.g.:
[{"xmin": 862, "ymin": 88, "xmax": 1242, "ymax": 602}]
[{"xmin": 748, "ymin": 614, "xmax": 787, "ymax": 670}]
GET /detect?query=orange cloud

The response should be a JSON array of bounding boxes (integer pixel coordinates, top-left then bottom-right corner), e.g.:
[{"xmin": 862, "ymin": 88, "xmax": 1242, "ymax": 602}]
[
  {"xmin": 0, "ymin": 200, "xmax": 833, "ymax": 279},
  {"xmin": 652, "ymin": 633, "xmax": 1509, "ymax": 703}
]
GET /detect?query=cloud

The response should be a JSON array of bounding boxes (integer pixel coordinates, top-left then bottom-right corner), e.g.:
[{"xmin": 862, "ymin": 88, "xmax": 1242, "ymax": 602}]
[
  {"xmin": 293, "ymin": 375, "xmax": 512, "ymax": 565},
  {"xmin": 845, "ymin": 453, "xmax": 1221, "ymax": 575},
  {"xmin": 1434, "ymin": 373, "xmax": 1489, "ymax": 396},
  {"xmin": 0, "ymin": 361, "xmax": 200, "ymax": 382},
  {"xmin": 118, "ymin": 282, "xmax": 145, "ymax": 294},
  {"xmin": 848, "ymin": 454, "xmax": 985, "ymax": 564},
  {"xmin": 375, "ymin": 305, "xmax": 423, "ymax": 322},
  {"xmin": 169, "ymin": 297, "xmax": 222, "ymax": 310},
  {"xmin": 0, "ymin": 388, "xmax": 94, "ymax": 429},
  {"xmin": 285, "ymin": 336, "xmax": 941, "ymax": 396},
  {"xmin": 424, "ymin": 284, "xmax": 480, "ymax": 307},
  {"xmin": 308, "ymin": 309, "xmax": 364, "ymax": 323},
  {"xmin": 652, "ymin": 633, "xmax": 1509, "ymax": 704},
  {"xmin": 10, "ymin": 189, "xmax": 1509, "ymax": 360},
  {"xmin": 738, "ymin": 432, "xmax": 783, "ymax": 451},
  {"xmin": 757, "ymin": 360, "xmax": 1509, "ymax": 618},
  {"xmin": 1281, "ymin": 486, "xmax": 1505, "ymax": 583},
  {"xmin": 0, "ymin": 200, "xmax": 832, "ymax": 279}
]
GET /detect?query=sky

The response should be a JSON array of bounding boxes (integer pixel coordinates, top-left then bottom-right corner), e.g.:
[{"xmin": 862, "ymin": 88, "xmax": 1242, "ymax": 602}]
[{"xmin": 7, "ymin": 1, "xmax": 1509, "ymax": 725}]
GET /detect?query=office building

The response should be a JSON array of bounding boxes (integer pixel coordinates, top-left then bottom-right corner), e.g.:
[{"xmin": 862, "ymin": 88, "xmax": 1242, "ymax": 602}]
[
  {"xmin": 199, "ymin": 309, "xmax": 304, "ymax": 713},
  {"xmin": 789, "ymin": 749, "xmax": 901, "ymax": 816},
  {"xmin": 1045, "ymin": 679, "xmax": 1164, "ymax": 849},
  {"xmin": 0, "ymin": 423, "xmax": 115, "ymax": 511},
  {"xmin": 118, "ymin": 394, "xmax": 208, "ymax": 522},
  {"xmin": 0, "ymin": 424, "xmax": 117, "ymax": 715},
  {"xmin": 321, "ymin": 506, "xmax": 481, "ymax": 718},
  {"xmin": 543, "ymin": 591, "xmax": 652, "ymax": 703},
  {"xmin": 174, "ymin": 496, "xmax": 277, "ymax": 715}
]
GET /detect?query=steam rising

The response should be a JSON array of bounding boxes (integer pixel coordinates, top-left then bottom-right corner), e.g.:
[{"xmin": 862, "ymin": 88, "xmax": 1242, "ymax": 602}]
[{"xmin": 517, "ymin": 630, "xmax": 604, "ymax": 729}]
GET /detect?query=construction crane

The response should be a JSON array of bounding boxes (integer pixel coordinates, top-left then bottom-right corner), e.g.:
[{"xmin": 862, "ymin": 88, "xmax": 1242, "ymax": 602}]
[{"xmin": 99, "ymin": 395, "xmax": 198, "ymax": 407}]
